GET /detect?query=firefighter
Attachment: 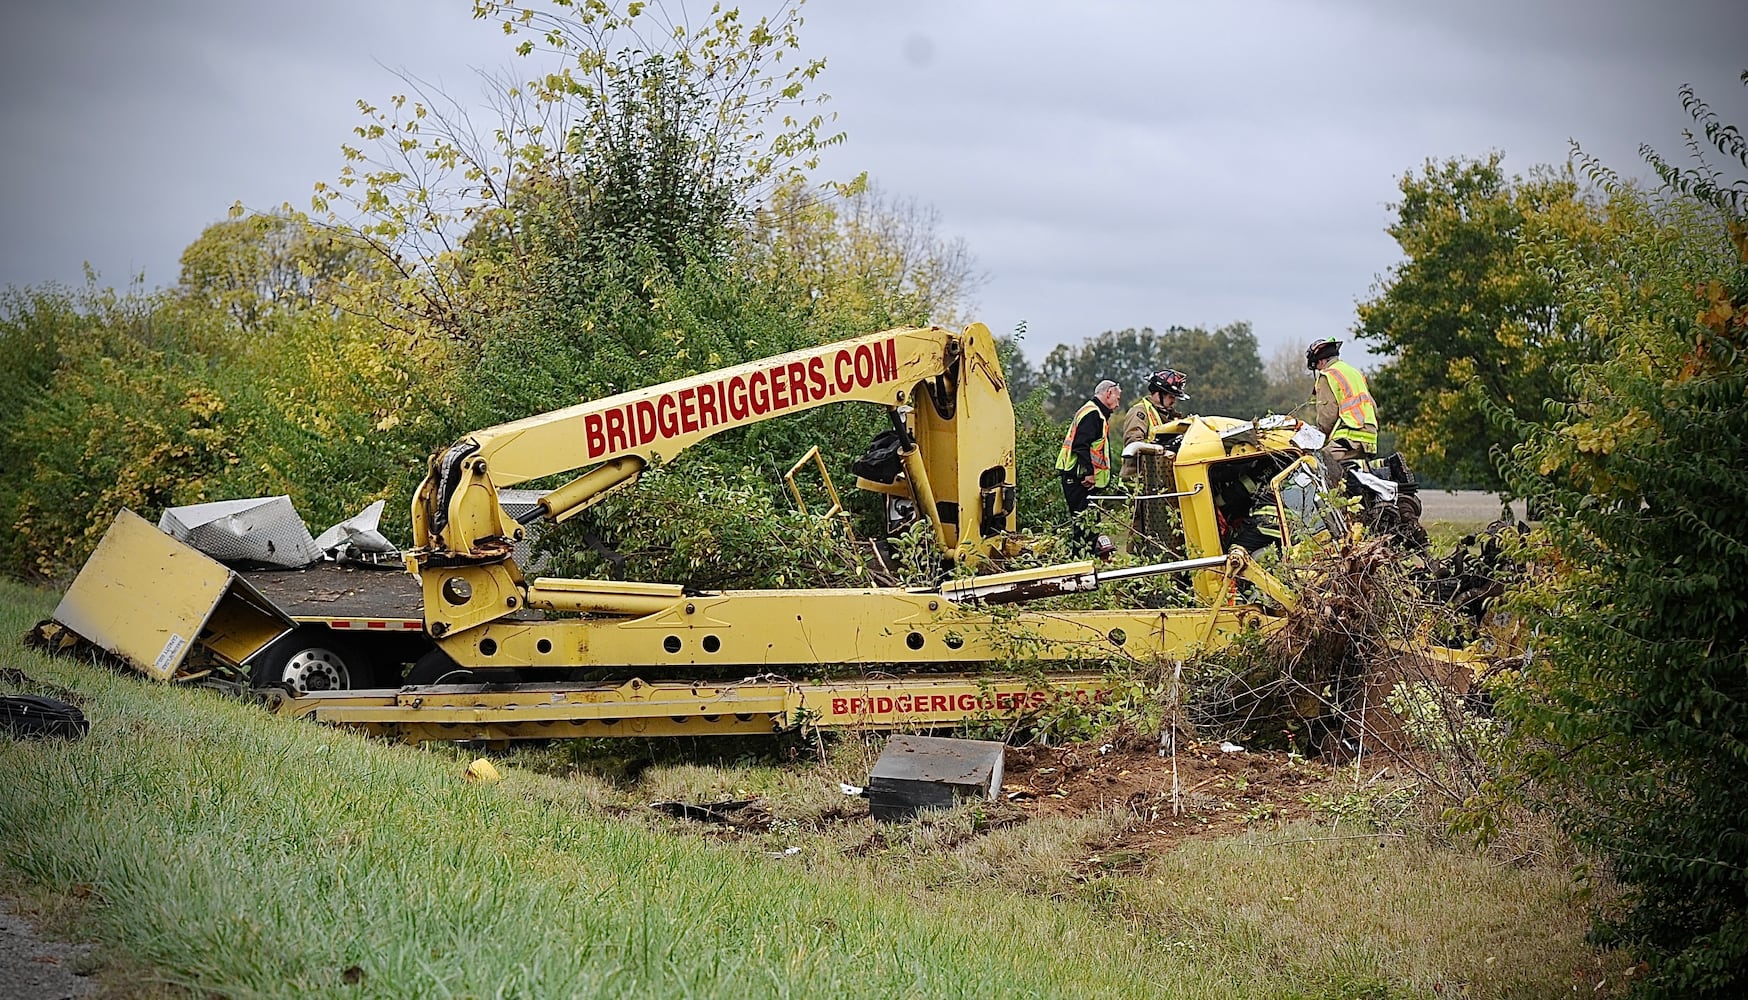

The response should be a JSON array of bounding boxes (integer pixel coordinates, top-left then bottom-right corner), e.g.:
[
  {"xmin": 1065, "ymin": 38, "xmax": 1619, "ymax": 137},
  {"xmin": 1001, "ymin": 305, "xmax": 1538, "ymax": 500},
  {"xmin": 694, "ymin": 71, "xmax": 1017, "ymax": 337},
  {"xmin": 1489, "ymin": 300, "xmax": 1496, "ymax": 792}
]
[
  {"xmin": 1056, "ymin": 379, "xmax": 1121, "ymax": 556},
  {"xmin": 1306, "ymin": 338, "xmax": 1378, "ymax": 466},
  {"xmin": 1122, "ymin": 369, "xmax": 1190, "ymax": 554},
  {"xmin": 1120, "ymin": 368, "xmax": 1190, "ymax": 479}
]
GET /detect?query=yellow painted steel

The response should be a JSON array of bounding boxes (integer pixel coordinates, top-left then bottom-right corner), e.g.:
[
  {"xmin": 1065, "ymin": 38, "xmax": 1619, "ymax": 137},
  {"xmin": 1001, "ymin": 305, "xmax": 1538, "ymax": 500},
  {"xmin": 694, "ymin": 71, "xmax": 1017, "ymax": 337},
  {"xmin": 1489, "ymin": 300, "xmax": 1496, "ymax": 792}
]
[
  {"xmin": 525, "ymin": 578, "xmax": 686, "ymax": 616},
  {"xmin": 433, "ymin": 586, "xmax": 1275, "ymax": 672},
  {"xmin": 782, "ymin": 445, "xmax": 846, "ymax": 520},
  {"xmin": 51, "ymin": 509, "xmax": 292, "ymax": 680},
  {"xmin": 412, "ymin": 324, "xmax": 1019, "ymax": 638},
  {"xmin": 271, "ymin": 672, "xmax": 1114, "ymax": 743}
]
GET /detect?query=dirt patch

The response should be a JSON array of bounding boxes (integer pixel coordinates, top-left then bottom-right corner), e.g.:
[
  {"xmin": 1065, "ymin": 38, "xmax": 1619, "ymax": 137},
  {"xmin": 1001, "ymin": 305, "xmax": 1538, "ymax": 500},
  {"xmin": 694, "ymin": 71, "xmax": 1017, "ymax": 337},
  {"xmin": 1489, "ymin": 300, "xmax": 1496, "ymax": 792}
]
[{"xmin": 1002, "ymin": 741, "xmax": 1360, "ymax": 845}]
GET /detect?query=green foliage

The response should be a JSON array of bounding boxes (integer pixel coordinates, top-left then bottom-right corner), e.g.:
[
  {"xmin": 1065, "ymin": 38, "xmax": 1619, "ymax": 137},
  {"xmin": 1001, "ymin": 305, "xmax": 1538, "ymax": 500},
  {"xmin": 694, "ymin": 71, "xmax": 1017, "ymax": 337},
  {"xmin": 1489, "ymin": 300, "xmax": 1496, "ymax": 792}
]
[
  {"xmin": 174, "ymin": 207, "xmax": 367, "ymax": 333},
  {"xmin": 754, "ymin": 176, "xmax": 984, "ymax": 332},
  {"xmin": 1358, "ymin": 154, "xmax": 1610, "ymax": 491},
  {"xmin": 1036, "ymin": 323, "xmax": 1266, "ymax": 421},
  {"xmin": 0, "ymin": 284, "xmax": 245, "ymax": 580},
  {"xmin": 0, "ymin": 214, "xmax": 459, "ymax": 580},
  {"xmin": 0, "ymin": 1, "xmax": 987, "ymax": 589},
  {"xmin": 1484, "ymin": 72, "xmax": 1748, "ymax": 1000},
  {"xmin": 545, "ymin": 462, "xmax": 875, "ymax": 590},
  {"xmin": 317, "ymin": 0, "xmax": 841, "ymax": 341}
]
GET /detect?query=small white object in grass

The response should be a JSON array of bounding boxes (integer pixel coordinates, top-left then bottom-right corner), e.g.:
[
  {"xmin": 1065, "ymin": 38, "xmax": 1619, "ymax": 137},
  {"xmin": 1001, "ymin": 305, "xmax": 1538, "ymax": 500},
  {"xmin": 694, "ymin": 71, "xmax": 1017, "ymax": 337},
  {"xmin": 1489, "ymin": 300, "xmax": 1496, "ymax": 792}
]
[
  {"xmin": 839, "ymin": 783, "xmax": 864, "ymax": 796},
  {"xmin": 1220, "ymin": 741, "xmax": 1245, "ymax": 754}
]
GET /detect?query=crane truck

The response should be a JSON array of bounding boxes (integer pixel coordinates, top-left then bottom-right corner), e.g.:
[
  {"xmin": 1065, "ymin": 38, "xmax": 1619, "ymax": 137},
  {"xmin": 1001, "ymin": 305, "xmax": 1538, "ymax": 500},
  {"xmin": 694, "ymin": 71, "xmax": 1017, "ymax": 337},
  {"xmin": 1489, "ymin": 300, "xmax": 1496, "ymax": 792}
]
[{"xmin": 37, "ymin": 322, "xmax": 1457, "ymax": 743}]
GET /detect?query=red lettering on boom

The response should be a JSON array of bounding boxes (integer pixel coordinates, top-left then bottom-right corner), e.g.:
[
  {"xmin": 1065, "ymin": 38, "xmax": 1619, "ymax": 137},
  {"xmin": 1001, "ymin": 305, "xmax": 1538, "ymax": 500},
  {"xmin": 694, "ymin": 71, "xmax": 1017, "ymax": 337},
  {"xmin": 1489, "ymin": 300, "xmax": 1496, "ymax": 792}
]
[
  {"xmin": 770, "ymin": 368, "xmax": 789, "ymax": 410},
  {"xmin": 727, "ymin": 376, "xmax": 749, "ymax": 421},
  {"xmin": 808, "ymin": 357, "xmax": 827, "ymax": 398},
  {"xmin": 585, "ymin": 413, "xmax": 606, "ymax": 459},
  {"xmin": 750, "ymin": 370, "xmax": 770, "ymax": 414},
  {"xmin": 697, "ymin": 383, "xmax": 720, "ymax": 428},
  {"xmin": 678, "ymin": 388, "xmax": 698, "ymax": 433},
  {"xmin": 874, "ymin": 337, "xmax": 897, "ymax": 382},
  {"xmin": 604, "ymin": 407, "xmax": 628, "ymax": 453},
  {"xmin": 633, "ymin": 400, "xmax": 656, "ymax": 446},
  {"xmin": 657, "ymin": 395, "xmax": 678, "ymax": 437}
]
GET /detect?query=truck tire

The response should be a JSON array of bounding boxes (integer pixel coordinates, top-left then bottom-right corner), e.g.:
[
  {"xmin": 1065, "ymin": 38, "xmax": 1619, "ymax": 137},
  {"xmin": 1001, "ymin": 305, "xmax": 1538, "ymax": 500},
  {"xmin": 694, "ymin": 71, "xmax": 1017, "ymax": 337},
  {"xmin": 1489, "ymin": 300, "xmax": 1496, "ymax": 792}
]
[
  {"xmin": 250, "ymin": 627, "xmax": 370, "ymax": 694},
  {"xmin": 405, "ymin": 648, "xmax": 477, "ymax": 686}
]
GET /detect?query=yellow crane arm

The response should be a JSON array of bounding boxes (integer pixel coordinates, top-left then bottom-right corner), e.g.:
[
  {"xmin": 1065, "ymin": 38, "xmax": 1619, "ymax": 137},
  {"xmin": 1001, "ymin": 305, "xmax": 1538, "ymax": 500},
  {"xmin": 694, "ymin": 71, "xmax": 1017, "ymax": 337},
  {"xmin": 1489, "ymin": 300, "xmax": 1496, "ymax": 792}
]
[{"xmin": 409, "ymin": 324, "xmax": 1018, "ymax": 636}]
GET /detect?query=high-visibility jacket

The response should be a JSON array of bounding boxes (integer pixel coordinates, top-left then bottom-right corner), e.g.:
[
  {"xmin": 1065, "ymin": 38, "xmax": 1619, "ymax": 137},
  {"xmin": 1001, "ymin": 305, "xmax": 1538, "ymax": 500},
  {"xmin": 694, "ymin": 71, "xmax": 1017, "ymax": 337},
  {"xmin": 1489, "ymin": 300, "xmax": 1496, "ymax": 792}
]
[
  {"xmin": 1056, "ymin": 400, "xmax": 1112, "ymax": 487},
  {"xmin": 1121, "ymin": 397, "xmax": 1173, "ymax": 479},
  {"xmin": 1318, "ymin": 360, "xmax": 1378, "ymax": 452}
]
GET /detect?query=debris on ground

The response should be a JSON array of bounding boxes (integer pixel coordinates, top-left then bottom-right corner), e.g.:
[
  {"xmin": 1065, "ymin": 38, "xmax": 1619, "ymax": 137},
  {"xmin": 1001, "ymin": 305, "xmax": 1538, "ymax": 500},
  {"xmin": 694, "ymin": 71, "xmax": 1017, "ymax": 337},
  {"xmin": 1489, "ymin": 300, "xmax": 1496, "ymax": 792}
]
[
  {"xmin": 1002, "ymin": 740, "xmax": 1368, "ymax": 847},
  {"xmin": 866, "ymin": 735, "xmax": 1004, "ymax": 821},
  {"xmin": 649, "ymin": 799, "xmax": 773, "ymax": 829}
]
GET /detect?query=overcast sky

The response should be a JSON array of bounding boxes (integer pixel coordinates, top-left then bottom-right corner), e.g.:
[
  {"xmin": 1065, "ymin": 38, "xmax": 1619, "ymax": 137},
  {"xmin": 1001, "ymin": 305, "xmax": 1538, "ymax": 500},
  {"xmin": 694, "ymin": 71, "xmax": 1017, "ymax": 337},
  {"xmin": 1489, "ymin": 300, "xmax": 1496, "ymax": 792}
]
[{"xmin": 1, "ymin": 0, "xmax": 1742, "ymax": 364}]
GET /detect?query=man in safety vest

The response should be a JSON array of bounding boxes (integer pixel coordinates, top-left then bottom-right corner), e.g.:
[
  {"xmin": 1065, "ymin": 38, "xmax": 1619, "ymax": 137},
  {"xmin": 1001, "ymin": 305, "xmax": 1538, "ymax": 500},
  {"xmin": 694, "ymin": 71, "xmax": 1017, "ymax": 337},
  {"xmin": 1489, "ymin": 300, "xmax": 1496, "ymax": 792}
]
[
  {"xmin": 1306, "ymin": 338, "xmax": 1378, "ymax": 466},
  {"xmin": 1120, "ymin": 368, "xmax": 1191, "ymax": 479},
  {"xmin": 1056, "ymin": 379, "xmax": 1122, "ymax": 556},
  {"xmin": 1121, "ymin": 369, "xmax": 1191, "ymax": 554}
]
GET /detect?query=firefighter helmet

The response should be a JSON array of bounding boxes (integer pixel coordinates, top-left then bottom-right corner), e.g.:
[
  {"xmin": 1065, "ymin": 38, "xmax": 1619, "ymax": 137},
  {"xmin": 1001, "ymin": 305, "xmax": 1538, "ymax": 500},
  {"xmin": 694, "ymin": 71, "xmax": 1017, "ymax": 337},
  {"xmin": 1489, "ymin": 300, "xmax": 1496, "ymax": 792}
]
[
  {"xmin": 1146, "ymin": 368, "xmax": 1190, "ymax": 400},
  {"xmin": 1305, "ymin": 338, "xmax": 1341, "ymax": 370}
]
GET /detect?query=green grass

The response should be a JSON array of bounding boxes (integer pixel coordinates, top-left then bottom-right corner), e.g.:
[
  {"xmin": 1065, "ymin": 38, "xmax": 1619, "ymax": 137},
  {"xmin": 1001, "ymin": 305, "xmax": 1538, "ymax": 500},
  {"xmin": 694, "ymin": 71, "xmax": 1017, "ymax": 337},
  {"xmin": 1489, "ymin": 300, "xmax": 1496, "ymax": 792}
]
[{"xmin": 1, "ymin": 579, "xmax": 1621, "ymax": 998}]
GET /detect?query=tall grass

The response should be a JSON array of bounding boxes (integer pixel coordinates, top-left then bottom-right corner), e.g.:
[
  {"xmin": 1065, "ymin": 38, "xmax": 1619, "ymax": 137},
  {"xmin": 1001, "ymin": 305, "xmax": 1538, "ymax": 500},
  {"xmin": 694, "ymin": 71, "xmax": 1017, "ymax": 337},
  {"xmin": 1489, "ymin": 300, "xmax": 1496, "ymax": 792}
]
[{"xmin": 2, "ymin": 579, "xmax": 1616, "ymax": 998}]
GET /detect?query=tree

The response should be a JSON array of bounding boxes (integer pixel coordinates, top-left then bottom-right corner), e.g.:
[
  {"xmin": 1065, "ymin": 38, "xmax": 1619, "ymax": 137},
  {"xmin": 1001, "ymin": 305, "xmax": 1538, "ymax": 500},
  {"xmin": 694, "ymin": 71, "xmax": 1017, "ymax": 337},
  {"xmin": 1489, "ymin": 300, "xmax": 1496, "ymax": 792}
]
[
  {"xmin": 1260, "ymin": 341, "xmax": 1314, "ymax": 420},
  {"xmin": 174, "ymin": 208, "xmax": 366, "ymax": 334},
  {"xmin": 1357, "ymin": 154, "xmax": 1607, "ymax": 490},
  {"xmin": 1034, "ymin": 323, "xmax": 1265, "ymax": 420},
  {"xmin": 1485, "ymin": 72, "xmax": 1748, "ymax": 999},
  {"xmin": 752, "ymin": 175, "xmax": 984, "ymax": 334},
  {"xmin": 312, "ymin": 0, "xmax": 842, "ymax": 342}
]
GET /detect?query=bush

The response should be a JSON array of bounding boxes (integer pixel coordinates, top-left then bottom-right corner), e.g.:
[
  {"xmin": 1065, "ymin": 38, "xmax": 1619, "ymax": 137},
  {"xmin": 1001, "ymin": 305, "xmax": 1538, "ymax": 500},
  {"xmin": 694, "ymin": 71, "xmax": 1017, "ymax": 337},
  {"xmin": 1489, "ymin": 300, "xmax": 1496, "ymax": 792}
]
[{"xmin": 1485, "ymin": 76, "xmax": 1748, "ymax": 999}]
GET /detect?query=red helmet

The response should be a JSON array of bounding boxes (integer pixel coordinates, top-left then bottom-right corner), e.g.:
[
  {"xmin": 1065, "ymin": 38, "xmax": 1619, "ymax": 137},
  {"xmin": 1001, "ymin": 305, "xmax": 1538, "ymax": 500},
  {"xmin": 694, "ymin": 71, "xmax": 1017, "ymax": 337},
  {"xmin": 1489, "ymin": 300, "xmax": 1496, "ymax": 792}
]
[
  {"xmin": 1305, "ymin": 338, "xmax": 1341, "ymax": 370},
  {"xmin": 1146, "ymin": 368, "xmax": 1190, "ymax": 400}
]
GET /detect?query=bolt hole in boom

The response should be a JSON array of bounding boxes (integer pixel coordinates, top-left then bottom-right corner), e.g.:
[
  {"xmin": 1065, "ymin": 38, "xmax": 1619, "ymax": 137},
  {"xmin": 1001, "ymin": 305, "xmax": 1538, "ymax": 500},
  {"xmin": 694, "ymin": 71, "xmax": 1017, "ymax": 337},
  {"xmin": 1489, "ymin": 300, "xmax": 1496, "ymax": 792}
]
[
  {"xmin": 1108, "ymin": 628, "xmax": 1127, "ymax": 646},
  {"xmin": 906, "ymin": 632, "xmax": 925, "ymax": 650},
  {"xmin": 702, "ymin": 635, "xmax": 721, "ymax": 653},
  {"xmin": 663, "ymin": 635, "xmax": 683, "ymax": 654}
]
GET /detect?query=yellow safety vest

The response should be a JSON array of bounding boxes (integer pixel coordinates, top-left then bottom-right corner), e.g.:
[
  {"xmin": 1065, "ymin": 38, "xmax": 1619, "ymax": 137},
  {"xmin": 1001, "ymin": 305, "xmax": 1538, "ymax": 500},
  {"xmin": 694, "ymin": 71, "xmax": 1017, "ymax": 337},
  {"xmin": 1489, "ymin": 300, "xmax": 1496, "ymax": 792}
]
[
  {"xmin": 1319, "ymin": 360, "xmax": 1378, "ymax": 451},
  {"xmin": 1056, "ymin": 400, "xmax": 1112, "ymax": 487},
  {"xmin": 1133, "ymin": 398, "xmax": 1170, "ymax": 439}
]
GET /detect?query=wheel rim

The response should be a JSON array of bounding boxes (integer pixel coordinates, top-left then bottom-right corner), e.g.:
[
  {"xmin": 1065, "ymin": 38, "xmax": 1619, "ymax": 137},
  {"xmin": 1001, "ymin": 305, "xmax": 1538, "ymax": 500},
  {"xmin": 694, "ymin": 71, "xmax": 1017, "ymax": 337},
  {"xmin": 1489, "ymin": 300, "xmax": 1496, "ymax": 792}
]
[{"xmin": 281, "ymin": 648, "xmax": 350, "ymax": 694}]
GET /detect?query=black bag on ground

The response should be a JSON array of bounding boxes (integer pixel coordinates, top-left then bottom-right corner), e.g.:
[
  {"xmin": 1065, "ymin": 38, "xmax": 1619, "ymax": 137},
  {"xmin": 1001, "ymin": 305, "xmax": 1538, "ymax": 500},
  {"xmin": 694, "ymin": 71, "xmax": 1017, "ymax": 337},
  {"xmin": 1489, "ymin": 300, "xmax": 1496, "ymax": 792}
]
[
  {"xmin": 852, "ymin": 429, "xmax": 906, "ymax": 484},
  {"xmin": 0, "ymin": 695, "xmax": 89, "ymax": 740}
]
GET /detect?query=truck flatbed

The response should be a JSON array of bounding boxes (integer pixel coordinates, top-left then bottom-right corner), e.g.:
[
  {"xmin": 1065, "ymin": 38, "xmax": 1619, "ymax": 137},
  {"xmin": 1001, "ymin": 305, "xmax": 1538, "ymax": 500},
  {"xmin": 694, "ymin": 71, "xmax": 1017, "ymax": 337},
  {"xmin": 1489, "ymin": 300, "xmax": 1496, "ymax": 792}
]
[{"xmin": 241, "ymin": 563, "xmax": 424, "ymax": 625}]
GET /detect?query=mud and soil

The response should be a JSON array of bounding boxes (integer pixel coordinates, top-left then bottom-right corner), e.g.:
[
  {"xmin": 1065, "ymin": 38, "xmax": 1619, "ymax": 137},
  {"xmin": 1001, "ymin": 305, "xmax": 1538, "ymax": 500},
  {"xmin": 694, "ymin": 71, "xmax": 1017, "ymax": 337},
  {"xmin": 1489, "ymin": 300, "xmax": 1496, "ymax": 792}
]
[{"xmin": 1002, "ymin": 741, "xmax": 1373, "ymax": 849}]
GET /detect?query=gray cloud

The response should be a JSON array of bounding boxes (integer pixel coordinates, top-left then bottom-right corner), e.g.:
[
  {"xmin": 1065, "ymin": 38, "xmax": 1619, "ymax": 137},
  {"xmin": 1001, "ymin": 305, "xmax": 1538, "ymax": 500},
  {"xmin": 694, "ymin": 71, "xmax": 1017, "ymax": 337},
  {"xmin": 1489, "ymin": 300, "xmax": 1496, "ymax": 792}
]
[{"xmin": 2, "ymin": 0, "xmax": 1742, "ymax": 365}]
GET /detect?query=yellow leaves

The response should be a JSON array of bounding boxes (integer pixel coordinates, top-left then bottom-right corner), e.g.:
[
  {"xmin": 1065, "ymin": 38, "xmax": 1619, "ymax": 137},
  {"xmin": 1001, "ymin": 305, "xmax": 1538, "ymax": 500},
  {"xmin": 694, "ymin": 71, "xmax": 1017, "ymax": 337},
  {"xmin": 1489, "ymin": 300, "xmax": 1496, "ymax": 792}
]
[{"xmin": 1694, "ymin": 280, "xmax": 1737, "ymax": 332}]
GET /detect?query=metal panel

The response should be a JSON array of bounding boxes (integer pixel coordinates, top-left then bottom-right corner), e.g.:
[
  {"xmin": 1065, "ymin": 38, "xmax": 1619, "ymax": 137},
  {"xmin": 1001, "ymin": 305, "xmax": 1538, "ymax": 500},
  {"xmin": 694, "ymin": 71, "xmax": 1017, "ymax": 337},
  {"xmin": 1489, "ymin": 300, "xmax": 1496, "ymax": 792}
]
[
  {"xmin": 53, "ymin": 509, "xmax": 292, "ymax": 680},
  {"xmin": 159, "ymin": 496, "xmax": 317, "ymax": 568}
]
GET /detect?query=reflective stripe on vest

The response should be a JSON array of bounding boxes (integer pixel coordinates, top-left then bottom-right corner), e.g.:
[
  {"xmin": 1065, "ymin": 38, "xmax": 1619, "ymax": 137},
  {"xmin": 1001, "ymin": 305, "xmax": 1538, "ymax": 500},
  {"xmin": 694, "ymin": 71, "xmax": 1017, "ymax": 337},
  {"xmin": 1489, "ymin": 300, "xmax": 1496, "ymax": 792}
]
[
  {"xmin": 1321, "ymin": 361, "xmax": 1378, "ymax": 448},
  {"xmin": 1056, "ymin": 400, "xmax": 1111, "ymax": 486},
  {"xmin": 1136, "ymin": 398, "xmax": 1169, "ymax": 437}
]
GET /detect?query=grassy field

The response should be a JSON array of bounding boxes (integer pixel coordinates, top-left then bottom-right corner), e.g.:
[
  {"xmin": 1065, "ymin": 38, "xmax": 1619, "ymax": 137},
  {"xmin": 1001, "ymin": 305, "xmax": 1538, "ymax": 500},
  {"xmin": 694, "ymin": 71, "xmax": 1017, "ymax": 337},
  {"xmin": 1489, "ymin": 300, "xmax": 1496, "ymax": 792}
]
[{"xmin": 0, "ymin": 578, "xmax": 1621, "ymax": 999}]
